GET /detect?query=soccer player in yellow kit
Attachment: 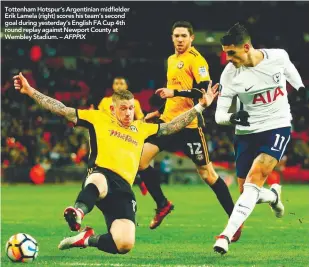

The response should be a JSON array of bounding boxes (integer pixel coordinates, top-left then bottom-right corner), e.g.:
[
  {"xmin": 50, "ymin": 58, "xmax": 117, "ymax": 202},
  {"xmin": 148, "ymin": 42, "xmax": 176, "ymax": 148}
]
[
  {"xmin": 13, "ymin": 72, "xmax": 218, "ymax": 255},
  {"xmin": 98, "ymin": 76, "xmax": 148, "ymax": 195},
  {"xmin": 140, "ymin": 21, "xmax": 241, "ymax": 242},
  {"xmin": 98, "ymin": 76, "xmax": 144, "ymax": 120}
]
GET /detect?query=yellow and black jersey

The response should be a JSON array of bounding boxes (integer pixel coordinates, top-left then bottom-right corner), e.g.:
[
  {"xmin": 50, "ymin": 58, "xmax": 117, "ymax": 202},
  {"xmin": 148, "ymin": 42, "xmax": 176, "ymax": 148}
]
[
  {"xmin": 76, "ymin": 109, "xmax": 158, "ymax": 185},
  {"xmin": 98, "ymin": 96, "xmax": 144, "ymax": 120},
  {"xmin": 160, "ymin": 46, "xmax": 210, "ymax": 128}
]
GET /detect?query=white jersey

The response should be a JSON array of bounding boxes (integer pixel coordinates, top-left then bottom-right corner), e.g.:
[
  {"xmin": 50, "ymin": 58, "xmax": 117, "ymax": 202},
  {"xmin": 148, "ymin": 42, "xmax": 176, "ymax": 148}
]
[{"xmin": 215, "ymin": 49, "xmax": 304, "ymax": 135}]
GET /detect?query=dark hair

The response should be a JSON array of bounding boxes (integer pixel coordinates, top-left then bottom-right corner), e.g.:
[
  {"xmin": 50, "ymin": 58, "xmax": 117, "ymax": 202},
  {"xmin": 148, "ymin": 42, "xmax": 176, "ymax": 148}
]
[
  {"xmin": 112, "ymin": 90, "xmax": 134, "ymax": 103},
  {"xmin": 172, "ymin": 21, "xmax": 194, "ymax": 35},
  {"xmin": 113, "ymin": 76, "xmax": 130, "ymax": 88},
  {"xmin": 221, "ymin": 23, "xmax": 251, "ymax": 46}
]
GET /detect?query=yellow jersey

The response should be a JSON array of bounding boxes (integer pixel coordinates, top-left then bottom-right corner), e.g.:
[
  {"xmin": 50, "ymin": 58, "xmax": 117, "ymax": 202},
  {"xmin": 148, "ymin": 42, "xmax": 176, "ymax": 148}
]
[
  {"xmin": 98, "ymin": 96, "xmax": 144, "ymax": 120},
  {"xmin": 160, "ymin": 46, "xmax": 210, "ymax": 128},
  {"xmin": 76, "ymin": 109, "xmax": 158, "ymax": 185}
]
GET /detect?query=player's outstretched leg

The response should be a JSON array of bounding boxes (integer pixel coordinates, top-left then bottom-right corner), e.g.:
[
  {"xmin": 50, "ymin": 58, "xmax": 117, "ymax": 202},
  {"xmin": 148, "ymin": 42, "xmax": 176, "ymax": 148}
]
[
  {"xmin": 64, "ymin": 172, "xmax": 107, "ymax": 231},
  {"xmin": 59, "ymin": 219, "xmax": 135, "ymax": 255},
  {"xmin": 213, "ymin": 183, "xmax": 260, "ymax": 254},
  {"xmin": 139, "ymin": 166, "xmax": 174, "ymax": 229},
  {"xmin": 58, "ymin": 226, "xmax": 94, "ymax": 250}
]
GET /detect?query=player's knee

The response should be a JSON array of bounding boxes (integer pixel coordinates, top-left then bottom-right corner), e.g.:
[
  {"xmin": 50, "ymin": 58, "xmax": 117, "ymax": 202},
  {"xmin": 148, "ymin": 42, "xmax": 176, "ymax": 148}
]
[
  {"xmin": 197, "ymin": 163, "xmax": 218, "ymax": 185},
  {"xmin": 247, "ymin": 165, "xmax": 268, "ymax": 183},
  {"xmin": 85, "ymin": 174, "xmax": 108, "ymax": 199},
  {"xmin": 138, "ymin": 161, "xmax": 149, "ymax": 171},
  {"xmin": 116, "ymin": 238, "xmax": 135, "ymax": 254}
]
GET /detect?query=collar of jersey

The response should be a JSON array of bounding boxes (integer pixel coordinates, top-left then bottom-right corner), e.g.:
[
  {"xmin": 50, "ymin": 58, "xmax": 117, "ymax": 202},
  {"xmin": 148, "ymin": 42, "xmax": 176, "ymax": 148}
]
[{"xmin": 175, "ymin": 46, "xmax": 196, "ymax": 58}]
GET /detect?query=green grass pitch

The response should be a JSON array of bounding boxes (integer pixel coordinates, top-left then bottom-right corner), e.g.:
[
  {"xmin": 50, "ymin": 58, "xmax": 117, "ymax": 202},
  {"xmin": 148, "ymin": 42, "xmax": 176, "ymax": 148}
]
[{"xmin": 1, "ymin": 183, "xmax": 309, "ymax": 267}]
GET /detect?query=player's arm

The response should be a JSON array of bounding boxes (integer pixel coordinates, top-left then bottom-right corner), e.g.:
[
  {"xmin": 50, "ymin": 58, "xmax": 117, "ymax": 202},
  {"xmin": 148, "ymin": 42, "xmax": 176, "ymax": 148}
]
[
  {"xmin": 156, "ymin": 87, "xmax": 207, "ymax": 99},
  {"xmin": 215, "ymin": 71, "xmax": 250, "ymax": 126},
  {"xmin": 156, "ymin": 56, "xmax": 212, "ymax": 99},
  {"xmin": 283, "ymin": 50, "xmax": 307, "ymax": 103},
  {"xmin": 13, "ymin": 72, "xmax": 77, "ymax": 123},
  {"xmin": 144, "ymin": 93, "xmax": 166, "ymax": 122},
  {"xmin": 157, "ymin": 81, "xmax": 219, "ymax": 136},
  {"xmin": 283, "ymin": 50, "xmax": 305, "ymax": 90}
]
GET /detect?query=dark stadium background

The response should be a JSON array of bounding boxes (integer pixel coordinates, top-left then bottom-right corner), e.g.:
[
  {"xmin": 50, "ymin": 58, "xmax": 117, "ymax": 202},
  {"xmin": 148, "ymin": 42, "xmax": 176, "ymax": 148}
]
[{"xmin": 1, "ymin": 1, "xmax": 308, "ymax": 184}]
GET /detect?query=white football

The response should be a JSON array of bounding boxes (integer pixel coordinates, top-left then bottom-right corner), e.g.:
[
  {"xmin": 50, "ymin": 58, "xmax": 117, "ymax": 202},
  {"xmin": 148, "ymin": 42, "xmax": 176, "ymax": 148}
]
[{"xmin": 6, "ymin": 233, "xmax": 39, "ymax": 262}]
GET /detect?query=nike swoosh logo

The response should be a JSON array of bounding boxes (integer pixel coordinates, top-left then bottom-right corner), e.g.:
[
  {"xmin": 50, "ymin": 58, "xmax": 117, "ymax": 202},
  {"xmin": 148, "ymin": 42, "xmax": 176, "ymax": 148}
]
[
  {"xmin": 245, "ymin": 85, "xmax": 254, "ymax": 92},
  {"xmin": 28, "ymin": 246, "xmax": 37, "ymax": 252},
  {"xmin": 234, "ymin": 118, "xmax": 241, "ymax": 122},
  {"xmin": 271, "ymin": 147, "xmax": 280, "ymax": 152},
  {"xmin": 238, "ymin": 204, "xmax": 250, "ymax": 209}
]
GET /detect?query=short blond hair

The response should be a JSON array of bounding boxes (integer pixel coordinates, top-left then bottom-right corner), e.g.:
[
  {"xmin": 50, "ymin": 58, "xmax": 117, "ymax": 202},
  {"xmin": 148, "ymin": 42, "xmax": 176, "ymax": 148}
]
[{"xmin": 112, "ymin": 90, "xmax": 134, "ymax": 103}]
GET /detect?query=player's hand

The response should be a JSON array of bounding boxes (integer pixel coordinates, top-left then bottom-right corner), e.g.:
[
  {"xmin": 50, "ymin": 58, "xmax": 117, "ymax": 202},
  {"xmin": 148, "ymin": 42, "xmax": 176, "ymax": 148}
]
[
  {"xmin": 155, "ymin": 88, "xmax": 174, "ymax": 99},
  {"xmin": 230, "ymin": 110, "xmax": 250, "ymax": 126},
  {"xmin": 13, "ymin": 72, "xmax": 33, "ymax": 95},
  {"xmin": 144, "ymin": 110, "xmax": 160, "ymax": 122},
  {"xmin": 199, "ymin": 80, "xmax": 219, "ymax": 108}
]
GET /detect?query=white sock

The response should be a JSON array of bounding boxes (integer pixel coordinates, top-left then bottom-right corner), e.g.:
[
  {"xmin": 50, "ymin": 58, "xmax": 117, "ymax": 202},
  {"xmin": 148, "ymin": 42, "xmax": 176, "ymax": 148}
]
[
  {"xmin": 221, "ymin": 183, "xmax": 261, "ymax": 241},
  {"xmin": 257, "ymin": 187, "xmax": 277, "ymax": 204}
]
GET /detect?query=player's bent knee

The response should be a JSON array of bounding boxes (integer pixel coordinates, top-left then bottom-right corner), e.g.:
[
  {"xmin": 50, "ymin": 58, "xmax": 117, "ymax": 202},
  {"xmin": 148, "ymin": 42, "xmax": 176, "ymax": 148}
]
[
  {"xmin": 113, "ymin": 234, "xmax": 135, "ymax": 254},
  {"xmin": 197, "ymin": 163, "xmax": 218, "ymax": 185},
  {"xmin": 116, "ymin": 239, "xmax": 135, "ymax": 254},
  {"xmin": 138, "ymin": 143, "xmax": 159, "ymax": 171},
  {"xmin": 110, "ymin": 219, "xmax": 135, "ymax": 254},
  {"xmin": 138, "ymin": 161, "xmax": 150, "ymax": 171},
  {"xmin": 85, "ymin": 173, "xmax": 108, "ymax": 199}
]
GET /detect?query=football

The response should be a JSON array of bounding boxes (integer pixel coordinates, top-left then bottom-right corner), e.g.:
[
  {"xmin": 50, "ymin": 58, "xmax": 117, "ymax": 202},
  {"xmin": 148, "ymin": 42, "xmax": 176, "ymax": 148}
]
[{"xmin": 5, "ymin": 233, "xmax": 39, "ymax": 262}]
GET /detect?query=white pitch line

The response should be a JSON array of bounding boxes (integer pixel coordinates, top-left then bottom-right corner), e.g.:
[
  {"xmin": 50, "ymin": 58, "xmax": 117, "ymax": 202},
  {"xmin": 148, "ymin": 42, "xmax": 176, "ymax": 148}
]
[
  {"xmin": 137, "ymin": 224, "xmax": 291, "ymax": 229},
  {"xmin": 60, "ymin": 263, "xmax": 221, "ymax": 267}
]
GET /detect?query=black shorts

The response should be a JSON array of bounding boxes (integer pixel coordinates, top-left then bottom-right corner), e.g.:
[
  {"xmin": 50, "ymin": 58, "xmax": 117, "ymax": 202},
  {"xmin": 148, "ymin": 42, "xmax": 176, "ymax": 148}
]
[
  {"xmin": 146, "ymin": 121, "xmax": 211, "ymax": 166},
  {"xmin": 83, "ymin": 166, "xmax": 137, "ymax": 231}
]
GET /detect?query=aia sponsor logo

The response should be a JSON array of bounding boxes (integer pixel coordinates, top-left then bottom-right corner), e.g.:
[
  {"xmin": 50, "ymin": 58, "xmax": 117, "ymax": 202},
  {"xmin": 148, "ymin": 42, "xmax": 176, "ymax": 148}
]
[
  {"xmin": 252, "ymin": 87, "xmax": 284, "ymax": 104},
  {"xmin": 108, "ymin": 130, "xmax": 138, "ymax": 146}
]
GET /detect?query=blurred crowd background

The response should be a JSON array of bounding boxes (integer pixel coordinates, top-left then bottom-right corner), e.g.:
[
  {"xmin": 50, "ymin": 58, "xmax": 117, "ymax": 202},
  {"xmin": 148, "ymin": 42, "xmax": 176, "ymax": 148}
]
[{"xmin": 1, "ymin": 1, "xmax": 309, "ymax": 184}]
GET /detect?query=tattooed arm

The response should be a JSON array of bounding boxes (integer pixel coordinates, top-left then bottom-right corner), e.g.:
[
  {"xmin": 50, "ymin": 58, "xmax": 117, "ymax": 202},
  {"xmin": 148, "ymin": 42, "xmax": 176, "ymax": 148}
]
[
  {"xmin": 31, "ymin": 90, "xmax": 77, "ymax": 123},
  {"xmin": 13, "ymin": 72, "xmax": 77, "ymax": 123},
  {"xmin": 157, "ymin": 81, "xmax": 219, "ymax": 136},
  {"xmin": 157, "ymin": 108, "xmax": 198, "ymax": 136}
]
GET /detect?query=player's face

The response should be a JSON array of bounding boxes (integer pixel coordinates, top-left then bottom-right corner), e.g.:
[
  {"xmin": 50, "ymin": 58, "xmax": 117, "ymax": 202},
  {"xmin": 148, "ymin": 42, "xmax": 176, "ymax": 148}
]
[
  {"xmin": 113, "ymin": 79, "xmax": 128, "ymax": 92},
  {"xmin": 113, "ymin": 99, "xmax": 135, "ymax": 127},
  {"xmin": 223, "ymin": 44, "xmax": 250, "ymax": 68},
  {"xmin": 172, "ymin": 27, "xmax": 194, "ymax": 54}
]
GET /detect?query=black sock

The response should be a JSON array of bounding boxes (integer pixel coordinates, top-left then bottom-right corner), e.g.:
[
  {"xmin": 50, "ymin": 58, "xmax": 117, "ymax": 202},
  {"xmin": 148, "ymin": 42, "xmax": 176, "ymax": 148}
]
[
  {"xmin": 210, "ymin": 177, "xmax": 234, "ymax": 217},
  {"xmin": 88, "ymin": 233, "xmax": 118, "ymax": 254},
  {"xmin": 138, "ymin": 167, "xmax": 168, "ymax": 208},
  {"xmin": 74, "ymin": 183, "xmax": 100, "ymax": 215}
]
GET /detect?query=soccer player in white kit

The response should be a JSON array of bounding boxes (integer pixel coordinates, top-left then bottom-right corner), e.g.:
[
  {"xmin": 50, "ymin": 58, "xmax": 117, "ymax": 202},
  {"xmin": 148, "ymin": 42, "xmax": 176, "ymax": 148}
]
[{"xmin": 213, "ymin": 23, "xmax": 306, "ymax": 254}]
